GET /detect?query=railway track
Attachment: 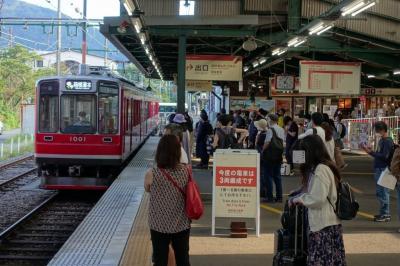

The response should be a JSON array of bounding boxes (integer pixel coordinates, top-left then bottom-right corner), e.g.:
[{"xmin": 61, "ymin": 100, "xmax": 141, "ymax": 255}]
[
  {"xmin": 0, "ymin": 155, "xmax": 37, "ymax": 188},
  {"xmin": 0, "ymin": 191, "xmax": 102, "ymax": 266}
]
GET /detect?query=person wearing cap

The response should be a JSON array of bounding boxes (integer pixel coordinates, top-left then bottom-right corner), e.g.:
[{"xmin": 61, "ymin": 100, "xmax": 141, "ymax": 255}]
[
  {"xmin": 254, "ymin": 119, "xmax": 268, "ymax": 198},
  {"xmin": 195, "ymin": 111, "xmax": 213, "ymax": 169},
  {"xmin": 173, "ymin": 113, "xmax": 192, "ymax": 164},
  {"xmin": 262, "ymin": 114, "xmax": 285, "ymax": 203}
]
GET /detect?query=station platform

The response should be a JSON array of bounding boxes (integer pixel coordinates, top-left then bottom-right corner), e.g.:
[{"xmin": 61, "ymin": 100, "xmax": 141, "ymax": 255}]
[{"xmin": 49, "ymin": 137, "xmax": 400, "ymax": 266}]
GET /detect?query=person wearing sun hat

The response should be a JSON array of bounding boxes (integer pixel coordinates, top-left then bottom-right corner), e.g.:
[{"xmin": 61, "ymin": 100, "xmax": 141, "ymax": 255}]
[
  {"xmin": 254, "ymin": 118, "xmax": 268, "ymax": 198},
  {"xmin": 172, "ymin": 113, "xmax": 191, "ymax": 164}
]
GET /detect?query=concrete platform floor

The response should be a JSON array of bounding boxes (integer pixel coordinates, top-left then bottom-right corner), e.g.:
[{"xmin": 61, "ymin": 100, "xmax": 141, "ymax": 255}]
[{"xmin": 190, "ymin": 154, "xmax": 400, "ymax": 266}]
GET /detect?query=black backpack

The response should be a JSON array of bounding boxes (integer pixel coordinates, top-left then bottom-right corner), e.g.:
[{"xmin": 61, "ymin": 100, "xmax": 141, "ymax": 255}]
[
  {"xmin": 339, "ymin": 123, "xmax": 346, "ymax": 139},
  {"xmin": 263, "ymin": 128, "xmax": 284, "ymax": 163},
  {"xmin": 328, "ymin": 181, "xmax": 359, "ymax": 220},
  {"xmin": 217, "ymin": 128, "xmax": 239, "ymax": 149}
]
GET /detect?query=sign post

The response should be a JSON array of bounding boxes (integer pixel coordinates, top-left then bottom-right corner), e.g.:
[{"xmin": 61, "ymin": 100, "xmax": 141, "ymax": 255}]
[{"xmin": 212, "ymin": 149, "xmax": 260, "ymax": 237}]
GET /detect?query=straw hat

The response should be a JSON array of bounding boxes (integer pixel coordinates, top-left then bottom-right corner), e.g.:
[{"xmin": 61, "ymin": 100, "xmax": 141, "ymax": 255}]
[{"xmin": 254, "ymin": 119, "xmax": 268, "ymax": 131}]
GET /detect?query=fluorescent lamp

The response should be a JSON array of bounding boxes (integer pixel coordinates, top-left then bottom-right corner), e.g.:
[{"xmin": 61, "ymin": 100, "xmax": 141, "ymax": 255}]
[
  {"xmin": 394, "ymin": 70, "xmax": 400, "ymax": 75},
  {"xmin": 277, "ymin": 49, "xmax": 287, "ymax": 56},
  {"xmin": 133, "ymin": 20, "xmax": 142, "ymax": 34},
  {"xmin": 294, "ymin": 39, "xmax": 306, "ymax": 47},
  {"xmin": 139, "ymin": 33, "xmax": 146, "ymax": 45},
  {"xmin": 272, "ymin": 48, "xmax": 281, "ymax": 56},
  {"xmin": 309, "ymin": 22, "xmax": 325, "ymax": 35},
  {"xmin": 123, "ymin": 2, "xmax": 133, "ymax": 16},
  {"xmin": 351, "ymin": 1, "xmax": 376, "ymax": 16},
  {"xmin": 288, "ymin": 37, "xmax": 299, "ymax": 47},
  {"xmin": 252, "ymin": 61, "xmax": 259, "ymax": 68},
  {"xmin": 244, "ymin": 66, "xmax": 249, "ymax": 72},
  {"xmin": 149, "ymin": 54, "xmax": 153, "ymax": 61},
  {"xmin": 341, "ymin": 1, "xmax": 366, "ymax": 16},
  {"xmin": 144, "ymin": 47, "xmax": 149, "ymax": 54},
  {"xmin": 316, "ymin": 25, "xmax": 333, "ymax": 35},
  {"xmin": 259, "ymin": 57, "xmax": 267, "ymax": 64},
  {"xmin": 367, "ymin": 74, "xmax": 375, "ymax": 78}
]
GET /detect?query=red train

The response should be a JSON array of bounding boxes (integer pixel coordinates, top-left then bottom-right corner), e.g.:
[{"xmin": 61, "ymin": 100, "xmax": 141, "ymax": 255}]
[{"xmin": 35, "ymin": 74, "xmax": 159, "ymax": 190}]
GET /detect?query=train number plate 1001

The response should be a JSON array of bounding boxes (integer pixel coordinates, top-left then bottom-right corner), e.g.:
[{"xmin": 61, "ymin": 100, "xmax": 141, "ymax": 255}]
[{"xmin": 70, "ymin": 136, "xmax": 87, "ymax": 142}]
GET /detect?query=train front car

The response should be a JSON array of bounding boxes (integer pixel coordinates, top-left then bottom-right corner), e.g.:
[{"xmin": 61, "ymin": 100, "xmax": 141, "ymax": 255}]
[{"xmin": 35, "ymin": 76, "xmax": 123, "ymax": 190}]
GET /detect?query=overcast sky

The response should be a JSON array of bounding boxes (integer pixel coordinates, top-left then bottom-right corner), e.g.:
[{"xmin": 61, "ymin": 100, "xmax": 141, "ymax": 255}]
[{"xmin": 20, "ymin": 0, "xmax": 120, "ymax": 19}]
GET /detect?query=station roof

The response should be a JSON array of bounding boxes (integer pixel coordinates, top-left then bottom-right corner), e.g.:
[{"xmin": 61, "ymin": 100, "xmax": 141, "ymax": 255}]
[{"xmin": 101, "ymin": 0, "xmax": 400, "ymax": 88}]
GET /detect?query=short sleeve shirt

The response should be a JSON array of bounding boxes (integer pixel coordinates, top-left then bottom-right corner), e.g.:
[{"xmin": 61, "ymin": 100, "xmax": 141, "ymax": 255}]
[{"xmin": 265, "ymin": 124, "xmax": 285, "ymax": 143}]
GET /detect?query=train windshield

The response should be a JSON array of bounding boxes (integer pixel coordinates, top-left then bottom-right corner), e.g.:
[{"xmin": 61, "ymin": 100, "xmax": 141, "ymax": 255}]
[
  {"xmin": 98, "ymin": 82, "xmax": 119, "ymax": 134},
  {"xmin": 39, "ymin": 81, "xmax": 59, "ymax": 133},
  {"xmin": 61, "ymin": 95, "xmax": 97, "ymax": 134}
]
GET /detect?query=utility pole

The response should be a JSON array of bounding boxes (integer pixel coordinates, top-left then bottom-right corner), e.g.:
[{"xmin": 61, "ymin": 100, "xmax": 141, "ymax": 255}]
[
  {"xmin": 82, "ymin": 0, "xmax": 87, "ymax": 65},
  {"xmin": 56, "ymin": 0, "xmax": 61, "ymax": 75}
]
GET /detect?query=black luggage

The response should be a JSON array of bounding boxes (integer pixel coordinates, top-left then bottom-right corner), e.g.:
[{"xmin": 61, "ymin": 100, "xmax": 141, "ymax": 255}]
[{"xmin": 273, "ymin": 205, "xmax": 307, "ymax": 266}]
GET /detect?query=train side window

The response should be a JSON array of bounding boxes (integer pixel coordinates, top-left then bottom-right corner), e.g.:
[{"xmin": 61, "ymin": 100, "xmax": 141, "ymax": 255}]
[
  {"xmin": 98, "ymin": 82, "xmax": 119, "ymax": 134},
  {"xmin": 39, "ymin": 81, "xmax": 59, "ymax": 133}
]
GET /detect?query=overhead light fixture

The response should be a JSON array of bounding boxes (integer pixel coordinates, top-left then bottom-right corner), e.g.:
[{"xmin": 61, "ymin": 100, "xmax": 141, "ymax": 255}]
[
  {"xmin": 243, "ymin": 66, "xmax": 249, "ymax": 72},
  {"xmin": 277, "ymin": 48, "xmax": 287, "ymax": 56},
  {"xmin": 144, "ymin": 46, "xmax": 149, "ymax": 54},
  {"xmin": 394, "ymin": 70, "xmax": 400, "ymax": 75},
  {"xmin": 308, "ymin": 22, "xmax": 325, "ymax": 35},
  {"xmin": 259, "ymin": 57, "xmax": 267, "ymax": 64},
  {"xmin": 367, "ymin": 74, "xmax": 375, "ymax": 78},
  {"xmin": 139, "ymin": 33, "xmax": 146, "ymax": 45},
  {"xmin": 133, "ymin": 19, "xmax": 142, "ymax": 34},
  {"xmin": 316, "ymin": 24, "xmax": 333, "ymax": 35},
  {"xmin": 123, "ymin": 0, "xmax": 134, "ymax": 16},
  {"xmin": 287, "ymin": 37, "xmax": 307, "ymax": 47},
  {"xmin": 351, "ymin": 1, "xmax": 376, "ymax": 16},
  {"xmin": 294, "ymin": 39, "xmax": 307, "ymax": 47},
  {"xmin": 149, "ymin": 54, "xmax": 153, "ymax": 61},
  {"xmin": 341, "ymin": 0, "xmax": 366, "ymax": 16},
  {"xmin": 252, "ymin": 60, "xmax": 259, "ymax": 68},
  {"xmin": 242, "ymin": 38, "xmax": 258, "ymax": 52}
]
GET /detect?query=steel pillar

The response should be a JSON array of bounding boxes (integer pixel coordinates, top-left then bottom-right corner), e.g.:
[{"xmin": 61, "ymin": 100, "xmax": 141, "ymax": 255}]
[{"xmin": 177, "ymin": 34, "xmax": 187, "ymax": 113}]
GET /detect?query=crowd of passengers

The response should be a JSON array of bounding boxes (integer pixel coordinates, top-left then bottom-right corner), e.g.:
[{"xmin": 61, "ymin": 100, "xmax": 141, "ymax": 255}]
[{"xmin": 144, "ymin": 107, "xmax": 400, "ymax": 266}]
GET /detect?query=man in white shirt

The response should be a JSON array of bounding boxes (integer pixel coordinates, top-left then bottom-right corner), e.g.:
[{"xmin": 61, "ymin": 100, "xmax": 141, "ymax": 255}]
[
  {"xmin": 298, "ymin": 112, "xmax": 327, "ymax": 147},
  {"xmin": 262, "ymin": 114, "xmax": 285, "ymax": 203}
]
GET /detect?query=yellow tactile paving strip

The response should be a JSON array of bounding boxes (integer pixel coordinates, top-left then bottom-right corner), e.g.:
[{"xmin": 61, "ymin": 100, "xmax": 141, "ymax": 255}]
[{"xmin": 120, "ymin": 193, "xmax": 152, "ymax": 266}]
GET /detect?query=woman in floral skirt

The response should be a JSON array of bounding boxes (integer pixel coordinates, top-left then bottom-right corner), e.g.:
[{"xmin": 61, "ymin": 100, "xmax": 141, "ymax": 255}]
[{"xmin": 289, "ymin": 134, "xmax": 346, "ymax": 266}]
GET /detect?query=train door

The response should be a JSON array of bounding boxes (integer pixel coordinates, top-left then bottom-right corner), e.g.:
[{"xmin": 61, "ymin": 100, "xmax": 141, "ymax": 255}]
[{"xmin": 130, "ymin": 98, "xmax": 134, "ymax": 151}]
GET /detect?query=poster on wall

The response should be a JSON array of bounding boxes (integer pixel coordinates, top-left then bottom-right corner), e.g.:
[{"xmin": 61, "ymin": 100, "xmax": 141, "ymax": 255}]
[
  {"xmin": 186, "ymin": 55, "xmax": 243, "ymax": 81},
  {"xmin": 230, "ymin": 98, "xmax": 274, "ymax": 111},
  {"xmin": 276, "ymin": 98, "xmax": 292, "ymax": 114},
  {"xmin": 300, "ymin": 61, "xmax": 361, "ymax": 95}
]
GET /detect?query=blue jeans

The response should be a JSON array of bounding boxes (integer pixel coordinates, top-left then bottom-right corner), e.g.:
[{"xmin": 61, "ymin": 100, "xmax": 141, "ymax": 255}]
[
  {"xmin": 263, "ymin": 161, "xmax": 282, "ymax": 200},
  {"xmin": 374, "ymin": 168, "xmax": 390, "ymax": 216}
]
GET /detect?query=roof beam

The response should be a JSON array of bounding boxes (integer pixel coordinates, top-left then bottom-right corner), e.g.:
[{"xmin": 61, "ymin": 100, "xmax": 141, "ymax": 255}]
[
  {"xmin": 148, "ymin": 27, "xmax": 256, "ymax": 38},
  {"xmin": 144, "ymin": 15, "xmax": 259, "ymax": 26}
]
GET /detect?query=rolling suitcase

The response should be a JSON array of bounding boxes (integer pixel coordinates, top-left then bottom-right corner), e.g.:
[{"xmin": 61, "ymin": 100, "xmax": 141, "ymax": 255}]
[{"xmin": 273, "ymin": 205, "xmax": 307, "ymax": 266}]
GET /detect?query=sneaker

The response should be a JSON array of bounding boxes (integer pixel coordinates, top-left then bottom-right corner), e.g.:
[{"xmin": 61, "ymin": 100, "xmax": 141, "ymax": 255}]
[
  {"xmin": 289, "ymin": 171, "xmax": 295, "ymax": 176},
  {"xmin": 374, "ymin": 215, "xmax": 391, "ymax": 222}
]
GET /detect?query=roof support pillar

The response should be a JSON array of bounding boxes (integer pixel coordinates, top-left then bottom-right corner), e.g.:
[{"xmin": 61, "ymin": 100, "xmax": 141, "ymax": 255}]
[
  {"xmin": 177, "ymin": 34, "xmax": 187, "ymax": 113},
  {"xmin": 288, "ymin": 0, "xmax": 302, "ymax": 32}
]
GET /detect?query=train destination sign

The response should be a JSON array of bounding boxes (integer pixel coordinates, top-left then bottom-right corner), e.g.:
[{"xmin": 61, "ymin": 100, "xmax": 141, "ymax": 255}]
[{"xmin": 65, "ymin": 80, "xmax": 92, "ymax": 90}]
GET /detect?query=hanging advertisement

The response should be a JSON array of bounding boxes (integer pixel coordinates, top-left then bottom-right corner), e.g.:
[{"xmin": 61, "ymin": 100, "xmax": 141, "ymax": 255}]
[
  {"xmin": 230, "ymin": 98, "xmax": 275, "ymax": 112},
  {"xmin": 185, "ymin": 80, "xmax": 213, "ymax": 92},
  {"xmin": 212, "ymin": 150, "xmax": 260, "ymax": 236},
  {"xmin": 186, "ymin": 55, "xmax": 243, "ymax": 81},
  {"xmin": 300, "ymin": 61, "xmax": 361, "ymax": 95}
]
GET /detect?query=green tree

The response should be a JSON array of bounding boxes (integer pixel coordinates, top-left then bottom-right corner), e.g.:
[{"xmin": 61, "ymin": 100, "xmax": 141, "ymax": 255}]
[{"xmin": 0, "ymin": 46, "xmax": 55, "ymax": 129}]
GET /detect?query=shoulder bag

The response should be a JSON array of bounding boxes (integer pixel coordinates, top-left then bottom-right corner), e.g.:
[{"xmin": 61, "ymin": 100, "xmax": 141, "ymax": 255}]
[{"xmin": 160, "ymin": 166, "xmax": 204, "ymax": 220}]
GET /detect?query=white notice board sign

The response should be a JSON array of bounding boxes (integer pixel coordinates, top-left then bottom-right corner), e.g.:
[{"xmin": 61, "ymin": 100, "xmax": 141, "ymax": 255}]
[
  {"xmin": 212, "ymin": 149, "xmax": 260, "ymax": 236},
  {"xmin": 300, "ymin": 61, "xmax": 361, "ymax": 95}
]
